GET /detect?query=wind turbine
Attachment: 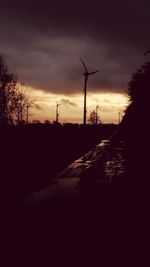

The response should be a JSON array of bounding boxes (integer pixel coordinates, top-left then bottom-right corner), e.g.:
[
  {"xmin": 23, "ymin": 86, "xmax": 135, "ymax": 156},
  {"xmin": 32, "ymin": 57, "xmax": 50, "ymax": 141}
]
[
  {"xmin": 56, "ymin": 101, "xmax": 61, "ymax": 124},
  {"xmin": 80, "ymin": 58, "xmax": 99, "ymax": 125}
]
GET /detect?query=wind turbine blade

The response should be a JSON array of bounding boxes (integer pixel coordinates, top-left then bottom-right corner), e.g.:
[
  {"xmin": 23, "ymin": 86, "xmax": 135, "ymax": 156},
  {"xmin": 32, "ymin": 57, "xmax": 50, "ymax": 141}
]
[
  {"xmin": 144, "ymin": 49, "xmax": 150, "ymax": 56},
  {"xmin": 89, "ymin": 70, "xmax": 99, "ymax": 75},
  {"xmin": 80, "ymin": 58, "xmax": 88, "ymax": 72},
  {"xmin": 98, "ymin": 106, "xmax": 102, "ymax": 110}
]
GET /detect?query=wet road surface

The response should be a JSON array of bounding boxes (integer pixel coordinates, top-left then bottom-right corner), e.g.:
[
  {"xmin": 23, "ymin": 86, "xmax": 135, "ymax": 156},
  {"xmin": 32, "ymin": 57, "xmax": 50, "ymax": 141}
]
[{"xmin": 27, "ymin": 139, "xmax": 125, "ymax": 217}]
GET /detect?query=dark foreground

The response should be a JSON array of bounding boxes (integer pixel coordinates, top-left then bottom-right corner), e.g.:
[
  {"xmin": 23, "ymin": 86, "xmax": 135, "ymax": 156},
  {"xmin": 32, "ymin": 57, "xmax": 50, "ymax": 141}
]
[{"xmin": 1, "ymin": 124, "xmax": 149, "ymax": 265}]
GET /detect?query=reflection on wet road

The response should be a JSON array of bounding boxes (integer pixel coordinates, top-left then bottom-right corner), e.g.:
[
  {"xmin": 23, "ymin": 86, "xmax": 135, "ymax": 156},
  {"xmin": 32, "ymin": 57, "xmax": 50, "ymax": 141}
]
[{"xmin": 29, "ymin": 139, "xmax": 125, "ymax": 206}]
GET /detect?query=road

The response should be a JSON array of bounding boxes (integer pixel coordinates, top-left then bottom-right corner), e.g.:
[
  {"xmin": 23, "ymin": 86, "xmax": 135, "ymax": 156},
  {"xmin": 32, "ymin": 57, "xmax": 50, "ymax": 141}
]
[{"xmin": 27, "ymin": 139, "xmax": 125, "ymax": 218}]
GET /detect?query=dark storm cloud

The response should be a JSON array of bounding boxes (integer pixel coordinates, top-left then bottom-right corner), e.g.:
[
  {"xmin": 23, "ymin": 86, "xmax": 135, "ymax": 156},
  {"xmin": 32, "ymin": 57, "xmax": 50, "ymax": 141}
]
[{"xmin": 0, "ymin": 0, "xmax": 150, "ymax": 94}]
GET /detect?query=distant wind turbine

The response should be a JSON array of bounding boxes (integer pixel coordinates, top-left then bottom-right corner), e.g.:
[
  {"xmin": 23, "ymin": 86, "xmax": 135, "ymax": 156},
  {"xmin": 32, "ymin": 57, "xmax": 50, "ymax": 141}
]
[
  {"xmin": 80, "ymin": 58, "xmax": 99, "ymax": 125},
  {"xmin": 56, "ymin": 101, "xmax": 61, "ymax": 124}
]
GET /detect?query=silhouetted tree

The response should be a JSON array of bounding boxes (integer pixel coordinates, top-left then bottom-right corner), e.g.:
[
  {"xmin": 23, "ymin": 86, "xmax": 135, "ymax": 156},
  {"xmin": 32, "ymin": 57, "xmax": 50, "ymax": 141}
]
[
  {"xmin": 122, "ymin": 61, "xmax": 150, "ymax": 129},
  {"xmin": 88, "ymin": 110, "xmax": 101, "ymax": 125},
  {"xmin": 32, "ymin": 119, "xmax": 41, "ymax": 124},
  {"xmin": 13, "ymin": 86, "xmax": 35, "ymax": 124},
  {"xmin": 44, "ymin": 120, "xmax": 51, "ymax": 124},
  {"xmin": 0, "ymin": 55, "xmax": 35, "ymax": 125},
  {"xmin": 121, "ymin": 61, "xmax": 150, "ymax": 184},
  {"xmin": 0, "ymin": 55, "xmax": 17, "ymax": 125}
]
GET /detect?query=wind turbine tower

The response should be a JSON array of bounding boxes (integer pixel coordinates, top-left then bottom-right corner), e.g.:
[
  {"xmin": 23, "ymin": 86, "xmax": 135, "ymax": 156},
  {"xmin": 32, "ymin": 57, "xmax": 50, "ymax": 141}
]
[
  {"xmin": 56, "ymin": 102, "xmax": 61, "ymax": 124},
  {"xmin": 80, "ymin": 58, "xmax": 99, "ymax": 126}
]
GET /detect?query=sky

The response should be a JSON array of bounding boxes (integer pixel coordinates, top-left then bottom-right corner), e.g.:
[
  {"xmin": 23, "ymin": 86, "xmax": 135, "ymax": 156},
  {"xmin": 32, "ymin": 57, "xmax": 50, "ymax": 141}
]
[{"xmin": 0, "ymin": 0, "xmax": 150, "ymax": 123}]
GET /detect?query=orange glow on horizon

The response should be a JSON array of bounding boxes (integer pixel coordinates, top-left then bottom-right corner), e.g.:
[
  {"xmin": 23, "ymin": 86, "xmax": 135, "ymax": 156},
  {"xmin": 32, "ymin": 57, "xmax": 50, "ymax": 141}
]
[{"xmin": 22, "ymin": 86, "xmax": 128, "ymax": 124}]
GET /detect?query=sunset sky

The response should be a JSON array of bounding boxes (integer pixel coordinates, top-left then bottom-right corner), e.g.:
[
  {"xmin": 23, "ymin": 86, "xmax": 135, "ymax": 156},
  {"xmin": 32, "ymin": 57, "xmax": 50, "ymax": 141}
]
[{"xmin": 0, "ymin": 0, "xmax": 149, "ymax": 123}]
